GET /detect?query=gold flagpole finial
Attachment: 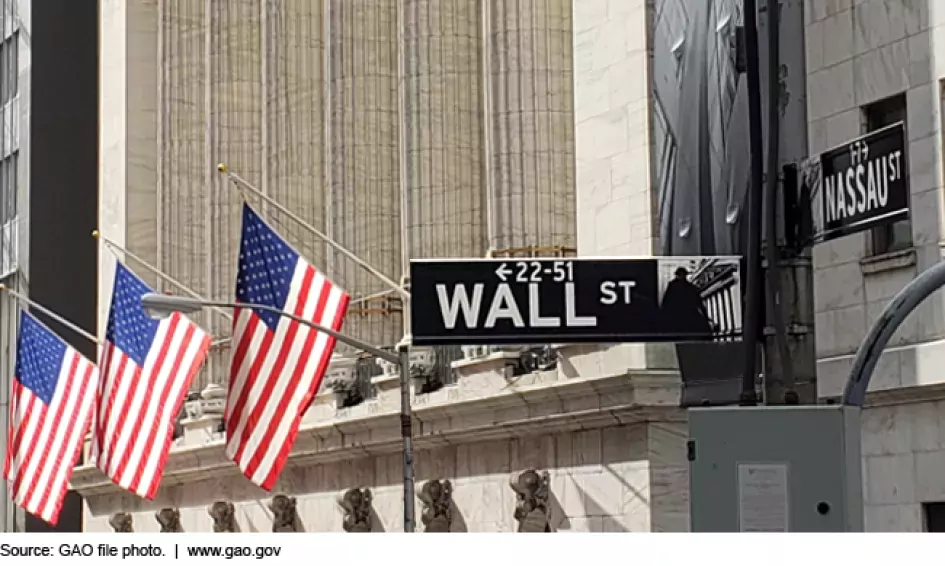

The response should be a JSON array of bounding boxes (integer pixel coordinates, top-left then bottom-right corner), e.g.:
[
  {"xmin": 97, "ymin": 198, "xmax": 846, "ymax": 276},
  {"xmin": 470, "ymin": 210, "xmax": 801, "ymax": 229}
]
[
  {"xmin": 91, "ymin": 230, "xmax": 100, "ymax": 239},
  {"xmin": 0, "ymin": 282, "xmax": 6, "ymax": 291},
  {"xmin": 216, "ymin": 162, "xmax": 228, "ymax": 174}
]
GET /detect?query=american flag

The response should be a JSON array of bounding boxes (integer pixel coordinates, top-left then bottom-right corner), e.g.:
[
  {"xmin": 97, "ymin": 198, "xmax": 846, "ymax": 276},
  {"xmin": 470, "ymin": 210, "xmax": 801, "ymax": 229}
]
[
  {"xmin": 226, "ymin": 204, "xmax": 350, "ymax": 489},
  {"xmin": 4, "ymin": 311, "xmax": 98, "ymax": 525},
  {"xmin": 91, "ymin": 263, "xmax": 211, "ymax": 499}
]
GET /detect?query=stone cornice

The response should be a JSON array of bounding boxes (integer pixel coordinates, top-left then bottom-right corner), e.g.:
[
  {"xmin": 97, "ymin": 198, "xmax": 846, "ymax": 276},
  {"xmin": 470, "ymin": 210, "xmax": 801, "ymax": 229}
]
[
  {"xmin": 864, "ymin": 382, "xmax": 945, "ymax": 407},
  {"xmin": 70, "ymin": 367, "xmax": 683, "ymax": 497}
]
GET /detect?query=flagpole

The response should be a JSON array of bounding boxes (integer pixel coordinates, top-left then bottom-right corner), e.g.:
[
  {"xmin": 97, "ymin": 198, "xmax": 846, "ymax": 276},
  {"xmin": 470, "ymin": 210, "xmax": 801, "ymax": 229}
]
[
  {"xmin": 2, "ymin": 281, "xmax": 101, "ymax": 445},
  {"xmin": 93, "ymin": 230, "xmax": 233, "ymax": 321},
  {"xmin": 215, "ymin": 163, "xmax": 411, "ymax": 301},
  {"xmin": 0, "ymin": 283, "xmax": 101, "ymax": 345},
  {"xmin": 216, "ymin": 162, "xmax": 417, "ymax": 531}
]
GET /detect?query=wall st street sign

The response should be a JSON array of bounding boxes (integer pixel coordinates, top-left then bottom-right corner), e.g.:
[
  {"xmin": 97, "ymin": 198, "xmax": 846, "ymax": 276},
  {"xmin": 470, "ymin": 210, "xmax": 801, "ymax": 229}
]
[
  {"xmin": 409, "ymin": 257, "xmax": 744, "ymax": 346},
  {"xmin": 803, "ymin": 122, "xmax": 909, "ymax": 243}
]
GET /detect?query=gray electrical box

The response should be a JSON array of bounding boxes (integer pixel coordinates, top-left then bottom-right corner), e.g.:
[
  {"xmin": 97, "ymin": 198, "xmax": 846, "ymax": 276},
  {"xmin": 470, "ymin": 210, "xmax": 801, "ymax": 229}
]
[{"xmin": 688, "ymin": 405, "xmax": 863, "ymax": 532}]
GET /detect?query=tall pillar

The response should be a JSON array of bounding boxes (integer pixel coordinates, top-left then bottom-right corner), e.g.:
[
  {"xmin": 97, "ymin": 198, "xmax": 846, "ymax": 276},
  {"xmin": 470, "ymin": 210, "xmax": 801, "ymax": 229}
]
[
  {"xmin": 328, "ymin": 0, "xmax": 402, "ymax": 347},
  {"xmin": 99, "ymin": 0, "xmax": 159, "ymax": 335},
  {"xmin": 261, "ymin": 0, "xmax": 328, "ymax": 269},
  {"xmin": 488, "ymin": 0, "xmax": 575, "ymax": 255},
  {"xmin": 572, "ymin": 0, "xmax": 650, "ymax": 257},
  {"xmin": 571, "ymin": 0, "xmax": 672, "ymax": 370},
  {"xmin": 403, "ymin": 0, "xmax": 486, "ymax": 260}
]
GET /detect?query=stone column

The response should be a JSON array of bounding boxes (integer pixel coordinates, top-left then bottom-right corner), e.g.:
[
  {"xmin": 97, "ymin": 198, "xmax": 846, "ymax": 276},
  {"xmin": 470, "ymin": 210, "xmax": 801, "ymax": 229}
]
[
  {"xmin": 488, "ymin": 0, "xmax": 576, "ymax": 254},
  {"xmin": 327, "ymin": 0, "xmax": 402, "ymax": 347},
  {"xmin": 99, "ymin": 0, "xmax": 159, "ymax": 338},
  {"xmin": 571, "ymin": 1, "xmax": 674, "ymax": 370},
  {"xmin": 403, "ymin": 0, "xmax": 487, "ymax": 260}
]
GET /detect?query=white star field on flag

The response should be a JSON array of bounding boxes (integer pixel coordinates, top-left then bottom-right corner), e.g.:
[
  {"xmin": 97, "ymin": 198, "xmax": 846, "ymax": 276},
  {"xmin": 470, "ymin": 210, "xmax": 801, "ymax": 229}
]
[
  {"xmin": 15, "ymin": 314, "xmax": 65, "ymax": 405},
  {"xmin": 105, "ymin": 265, "xmax": 160, "ymax": 361},
  {"xmin": 236, "ymin": 206, "xmax": 299, "ymax": 331}
]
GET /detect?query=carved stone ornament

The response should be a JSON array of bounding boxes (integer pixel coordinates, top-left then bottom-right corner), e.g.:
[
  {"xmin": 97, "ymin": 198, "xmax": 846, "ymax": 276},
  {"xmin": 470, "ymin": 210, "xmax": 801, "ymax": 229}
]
[
  {"xmin": 419, "ymin": 479, "xmax": 453, "ymax": 533},
  {"xmin": 338, "ymin": 488, "xmax": 373, "ymax": 533},
  {"xmin": 325, "ymin": 354, "xmax": 359, "ymax": 392},
  {"xmin": 509, "ymin": 470, "xmax": 552, "ymax": 533},
  {"xmin": 155, "ymin": 508, "xmax": 184, "ymax": 532},
  {"xmin": 461, "ymin": 345, "xmax": 490, "ymax": 360},
  {"xmin": 407, "ymin": 348, "xmax": 436, "ymax": 380},
  {"xmin": 270, "ymin": 494, "xmax": 299, "ymax": 533},
  {"xmin": 200, "ymin": 382, "xmax": 226, "ymax": 416},
  {"xmin": 208, "ymin": 501, "xmax": 237, "ymax": 533},
  {"xmin": 375, "ymin": 356, "xmax": 399, "ymax": 379},
  {"xmin": 519, "ymin": 345, "xmax": 559, "ymax": 372},
  {"xmin": 109, "ymin": 512, "xmax": 134, "ymax": 533},
  {"xmin": 184, "ymin": 391, "xmax": 203, "ymax": 421},
  {"xmin": 171, "ymin": 406, "xmax": 185, "ymax": 442}
]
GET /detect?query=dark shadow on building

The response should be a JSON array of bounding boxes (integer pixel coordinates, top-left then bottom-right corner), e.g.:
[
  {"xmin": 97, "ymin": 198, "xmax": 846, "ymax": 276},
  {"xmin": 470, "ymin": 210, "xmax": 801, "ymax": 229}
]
[{"xmin": 25, "ymin": 0, "xmax": 99, "ymax": 534}]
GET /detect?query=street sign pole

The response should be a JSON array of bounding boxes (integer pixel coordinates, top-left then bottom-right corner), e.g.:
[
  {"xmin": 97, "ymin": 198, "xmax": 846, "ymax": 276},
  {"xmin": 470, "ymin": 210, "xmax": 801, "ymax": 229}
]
[
  {"xmin": 398, "ymin": 344, "xmax": 415, "ymax": 533},
  {"xmin": 777, "ymin": 121, "xmax": 912, "ymax": 405}
]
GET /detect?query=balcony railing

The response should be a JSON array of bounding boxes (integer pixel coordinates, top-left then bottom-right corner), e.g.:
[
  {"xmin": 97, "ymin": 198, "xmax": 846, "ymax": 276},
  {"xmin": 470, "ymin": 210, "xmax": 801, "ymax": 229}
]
[
  {"xmin": 338, "ymin": 344, "xmax": 465, "ymax": 403},
  {"xmin": 189, "ymin": 342, "xmax": 469, "ymax": 412}
]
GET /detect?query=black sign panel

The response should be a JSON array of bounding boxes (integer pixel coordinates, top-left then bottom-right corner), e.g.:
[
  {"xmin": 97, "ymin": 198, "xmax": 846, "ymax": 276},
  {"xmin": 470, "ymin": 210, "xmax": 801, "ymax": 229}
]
[
  {"xmin": 409, "ymin": 257, "xmax": 743, "ymax": 346},
  {"xmin": 818, "ymin": 122, "xmax": 909, "ymax": 242}
]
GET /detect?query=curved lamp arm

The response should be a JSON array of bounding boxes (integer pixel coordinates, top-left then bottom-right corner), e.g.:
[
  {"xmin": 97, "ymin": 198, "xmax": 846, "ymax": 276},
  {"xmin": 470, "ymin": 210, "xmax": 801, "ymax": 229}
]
[
  {"xmin": 843, "ymin": 260, "xmax": 945, "ymax": 406},
  {"xmin": 140, "ymin": 293, "xmax": 398, "ymax": 364}
]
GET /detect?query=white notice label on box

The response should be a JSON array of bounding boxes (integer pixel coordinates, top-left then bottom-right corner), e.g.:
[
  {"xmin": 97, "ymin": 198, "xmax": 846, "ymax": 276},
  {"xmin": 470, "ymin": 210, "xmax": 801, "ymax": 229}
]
[{"xmin": 737, "ymin": 463, "xmax": 789, "ymax": 532}]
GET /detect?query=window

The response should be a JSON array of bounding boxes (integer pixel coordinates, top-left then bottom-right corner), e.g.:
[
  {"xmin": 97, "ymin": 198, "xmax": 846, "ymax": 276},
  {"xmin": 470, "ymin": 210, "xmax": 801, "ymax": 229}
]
[
  {"xmin": 0, "ymin": 152, "xmax": 16, "ymax": 224},
  {"xmin": 0, "ymin": 31, "xmax": 17, "ymax": 106},
  {"xmin": 923, "ymin": 503, "xmax": 945, "ymax": 532},
  {"xmin": 862, "ymin": 94, "xmax": 912, "ymax": 255}
]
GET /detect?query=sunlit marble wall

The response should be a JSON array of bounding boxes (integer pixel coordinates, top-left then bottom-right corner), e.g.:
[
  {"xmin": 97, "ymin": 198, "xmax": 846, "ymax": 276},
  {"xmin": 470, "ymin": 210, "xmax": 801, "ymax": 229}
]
[
  {"xmin": 81, "ymin": 422, "xmax": 688, "ymax": 533},
  {"xmin": 100, "ymin": 1, "xmax": 579, "ymax": 384}
]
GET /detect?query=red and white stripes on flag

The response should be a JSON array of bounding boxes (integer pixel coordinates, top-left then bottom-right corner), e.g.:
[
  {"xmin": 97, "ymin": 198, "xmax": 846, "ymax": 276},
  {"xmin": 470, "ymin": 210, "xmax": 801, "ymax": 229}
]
[
  {"xmin": 91, "ymin": 263, "xmax": 211, "ymax": 499},
  {"xmin": 226, "ymin": 204, "xmax": 350, "ymax": 489},
  {"xmin": 4, "ymin": 311, "xmax": 98, "ymax": 525}
]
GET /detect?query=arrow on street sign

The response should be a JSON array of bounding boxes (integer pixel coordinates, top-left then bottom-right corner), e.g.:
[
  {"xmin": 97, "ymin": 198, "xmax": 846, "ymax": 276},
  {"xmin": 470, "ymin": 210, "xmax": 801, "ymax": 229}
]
[{"xmin": 495, "ymin": 262, "xmax": 511, "ymax": 282}]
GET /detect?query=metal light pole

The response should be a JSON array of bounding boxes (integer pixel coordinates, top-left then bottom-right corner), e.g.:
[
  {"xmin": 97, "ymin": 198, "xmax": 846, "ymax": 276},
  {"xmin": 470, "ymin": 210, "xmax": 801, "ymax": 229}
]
[
  {"xmin": 140, "ymin": 293, "xmax": 416, "ymax": 531},
  {"xmin": 842, "ymin": 261, "xmax": 945, "ymax": 406},
  {"xmin": 740, "ymin": 0, "xmax": 765, "ymax": 405},
  {"xmin": 761, "ymin": 0, "xmax": 797, "ymax": 404}
]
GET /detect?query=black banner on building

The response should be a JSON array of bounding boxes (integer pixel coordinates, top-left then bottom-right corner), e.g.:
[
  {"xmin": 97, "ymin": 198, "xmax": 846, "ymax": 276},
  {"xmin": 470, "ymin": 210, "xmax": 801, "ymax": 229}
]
[
  {"xmin": 815, "ymin": 122, "xmax": 909, "ymax": 242},
  {"xmin": 410, "ymin": 257, "xmax": 742, "ymax": 346}
]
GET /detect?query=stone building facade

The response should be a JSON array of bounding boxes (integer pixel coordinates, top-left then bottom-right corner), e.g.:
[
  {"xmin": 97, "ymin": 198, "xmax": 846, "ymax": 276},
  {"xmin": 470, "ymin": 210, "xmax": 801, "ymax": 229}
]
[
  {"xmin": 1, "ymin": 0, "xmax": 99, "ymax": 533},
  {"xmin": 72, "ymin": 346, "xmax": 687, "ymax": 532},
  {"xmin": 69, "ymin": 0, "xmax": 945, "ymax": 534},
  {"xmin": 79, "ymin": 0, "xmax": 691, "ymax": 533},
  {"xmin": 805, "ymin": 0, "xmax": 945, "ymax": 531},
  {"xmin": 0, "ymin": 0, "xmax": 28, "ymax": 533}
]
